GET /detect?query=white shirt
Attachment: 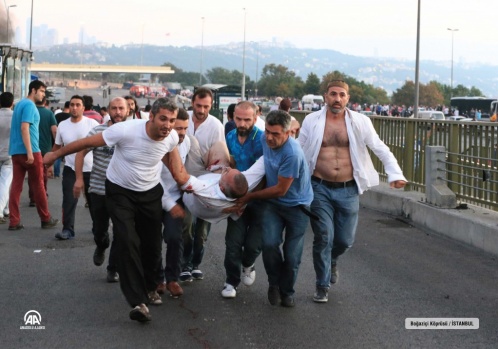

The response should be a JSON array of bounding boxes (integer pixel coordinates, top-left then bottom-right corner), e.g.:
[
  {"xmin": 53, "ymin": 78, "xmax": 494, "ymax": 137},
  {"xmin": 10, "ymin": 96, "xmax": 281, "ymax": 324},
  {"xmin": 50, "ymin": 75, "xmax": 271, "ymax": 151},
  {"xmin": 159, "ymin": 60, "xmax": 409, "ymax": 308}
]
[
  {"xmin": 0, "ymin": 108, "xmax": 13, "ymax": 161},
  {"xmin": 181, "ymin": 156, "xmax": 265, "ymax": 223},
  {"xmin": 55, "ymin": 117, "xmax": 99, "ymax": 172},
  {"xmin": 187, "ymin": 111, "xmax": 224, "ymax": 155},
  {"xmin": 299, "ymin": 108, "xmax": 406, "ymax": 194},
  {"xmin": 255, "ymin": 116, "xmax": 265, "ymax": 131},
  {"xmin": 103, "ymin": 119, "xmax": 179, "ymax": 192},
  {"xmin": 160, "ymin": 137, "xmax": 190, "ymax": 211}
]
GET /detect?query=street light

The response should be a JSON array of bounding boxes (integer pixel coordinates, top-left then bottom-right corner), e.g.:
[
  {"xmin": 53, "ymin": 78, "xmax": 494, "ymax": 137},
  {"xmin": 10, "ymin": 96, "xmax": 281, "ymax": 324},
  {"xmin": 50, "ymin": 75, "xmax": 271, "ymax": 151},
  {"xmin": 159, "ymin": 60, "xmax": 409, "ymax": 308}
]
[
  {"xmin": 6, "ymin": 4, "xmax": 17, "ymax": 44},
  {"xmin": 447, "ymin": 28, "xmax": 459, "ymax": 99},
  {"xmin": 254, "ymin": 42, "xmax": 259, "ymax": 98},
  {"xmin": 29, "ymin": 0, "xmax": 33, "ymax": 50},
  {"xmin": 241, "ymin": 8, "xmax": 246, "ymax": 100},
  {"xmin": 199, "ymin": 17, "xmax": 205, "ymax": 86}
]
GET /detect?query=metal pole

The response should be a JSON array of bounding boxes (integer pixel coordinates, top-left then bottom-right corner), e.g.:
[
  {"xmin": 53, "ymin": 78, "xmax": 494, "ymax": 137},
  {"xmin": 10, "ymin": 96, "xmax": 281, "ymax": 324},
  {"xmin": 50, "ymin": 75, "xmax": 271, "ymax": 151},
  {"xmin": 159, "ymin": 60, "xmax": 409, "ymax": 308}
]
[
  {"xmin": 199, "ymin": 17, "xmax": 204, "ymax": 86},
  {"xmin": 414, "ymin": 0, "xmax": 420, "ymax": 119},
  {"xmin": 241, "ymin": 8, "xmax": 246, "ymax": 100},
  {"xmin": 255, "ymin": 42, "xmax": 259, "ymax": 98},
  {"xmin": 29, "ymin": 0, "xmax": 33, "ymax": 50},
  {"xmin": 447, "ymin": 28, "xmax": 459, "ymax": 100}
]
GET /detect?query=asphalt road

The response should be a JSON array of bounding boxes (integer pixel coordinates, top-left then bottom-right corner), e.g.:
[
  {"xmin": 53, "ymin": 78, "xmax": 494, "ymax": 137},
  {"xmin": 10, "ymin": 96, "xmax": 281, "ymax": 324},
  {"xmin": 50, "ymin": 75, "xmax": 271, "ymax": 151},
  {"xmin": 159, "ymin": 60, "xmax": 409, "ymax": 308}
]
[{"xmin": 1, "ymin": 177, "xmax": 497, "ymax": 349}]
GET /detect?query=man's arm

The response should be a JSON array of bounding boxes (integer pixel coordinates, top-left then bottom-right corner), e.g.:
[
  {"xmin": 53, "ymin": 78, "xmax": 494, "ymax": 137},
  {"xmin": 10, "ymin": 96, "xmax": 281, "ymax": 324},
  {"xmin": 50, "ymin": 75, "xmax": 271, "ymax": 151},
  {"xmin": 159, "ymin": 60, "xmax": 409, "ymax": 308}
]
[
  {"xmin": 162, "ymin": 146, "xmax": 190, "ymax": 186},
  {"xmin": 44, "ymin": 133, "xmax": 105, "ymax": 166},
  {"xmin": 73, "ymin": 148, "xmax": 91, "ymax": 198},
  {"xmin": 50, "ymin": 125, "xmax": 57, "ymax": 140},
  {"xmin": 21, "ymin": 122, "xmax": 34, "ymax": 164},
  {"xmin": 237, "ymin": 176, "xmax": 293, "ymax": 205}
]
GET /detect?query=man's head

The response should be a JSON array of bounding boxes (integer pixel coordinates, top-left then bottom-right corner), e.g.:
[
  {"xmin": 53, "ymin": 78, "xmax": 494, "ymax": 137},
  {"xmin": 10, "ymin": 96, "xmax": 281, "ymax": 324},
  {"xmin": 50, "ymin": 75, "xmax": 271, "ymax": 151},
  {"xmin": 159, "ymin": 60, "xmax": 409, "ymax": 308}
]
[
  {"xmin": 227, "ymin": 103, "xmax": 236, "ymax": 121},
  {"xmin": 82, "ymin": 95, "xmax": 93, "ymax": 112},
  {"xmin": 234, "ymin": 101, "xmax": 257, "ymax": 137},
  {"xmin": 256, "ymin": 104, "xmax": 262, "ymax": 116},
  {"xmin": 0, "ymin": 92, "xmax": 14, "ymax": 109},
  {"xmin": 124, "ymin": 95, "xmax": 138, "ymax": 116},
  {"xmin": 99, "ymin": 106, "xmax": 107, "ymax": 117},
  {"xmin": 264, "ymin": 110, "xmax": 291, "ymax": 149},
  {"xmin": 69, "ymin": 95, "xmax": 85, "ymax": 119},
  {"xmin": 174, "ymin": 108, "xmax": 189, "ymax": 144},
  {"xmin": 191, "ymin": 87, "xmax": 213, "ymax": 123},
  {"xmin": 289, "ymin": 119, "xmax": 301, "ymax": 139},
  {"xmin": 279, "ymin": 98, "xmax": 292, "ymax": 112},
  {"xmin": 63, "ymin": 101, "xmax": 70, "ymax": 111},
  {"xmin": 324, "ymin": 80, "xmax": 350, "ymax": 115},
  {"xmin": 108, "ymin": 97, "xmax": 128, "ymax": 124},
  {"xmin": 219, "ymin": 166, "xmax": 248, "ymax": 199},
  {"xmin": 28, "ymin": 80, "xmax": 47, "ymax": 103},
  {"xmin": 148, "ymin": 97, "xmax": 178, "ymax": 140}
]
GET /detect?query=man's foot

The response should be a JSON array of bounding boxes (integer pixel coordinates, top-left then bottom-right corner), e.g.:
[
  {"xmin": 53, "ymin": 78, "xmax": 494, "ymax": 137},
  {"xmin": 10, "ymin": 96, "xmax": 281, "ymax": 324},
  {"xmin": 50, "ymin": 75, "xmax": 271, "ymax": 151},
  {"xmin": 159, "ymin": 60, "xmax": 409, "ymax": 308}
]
[
  {"xmin": 281, "ymin": 296, "xmax": 295, "ymax": 308},
  {"xmin": 8, "ymin": 223, "xmax": 24, "ymax": 231},
  {"xmin": 179, "ymin": 271, "xmax": 193, "ymax": 283},
  {"xmin": 129, "ymin": 304, "xmax": 151, "ymax": 322},
  {"xmin": 330, "ymin": 263, "xmax": 339, "ymax": 284},
  {"xmin": 55, "ymin": 229, "xmax": 73, "ymax": 240},
  {"xmin": 29, "ymin": 201, "xmax": 36, "ymax": 207},
  {"xmin": 221, "ymin": 283, "xmax": 237, "ymax": 298},
  {"xmin": 166, "ymin": 281, "xmax": 184, "ymax": 298},
  {"xmin": 267, "ymin": 286, "xmax": 281, "ymax": 305},
  {"xmin": 241, "ymin": 265, "xmax": 256, "ymax": 286},
  {"xmin": 156, "ymin": 282, "xmax": 167, "ymax": 295},
  {"xmin": 147, "ymin": 291, "xmax": 162, "ymax": 305},
  {"xmin": 106, "ymin": 270, "xmax": 119, "ymax": 283},
  {"xmin": 0, "ymin": 217, "xmax": 7, "ymax": 224},
  {"xmin": 93, "ymin": 246, "xmax": 106, "ymax": 266},
  {"xmin": 191, "ymin": 269, "xmax": 204, "ymax": 280},
  {"xmin": 41, "ymin": 217, "xmax": 59, "ymax": 229},
  {"xmin": 313, "ymin": 287, "xmax": 329, "ymax": 303}
]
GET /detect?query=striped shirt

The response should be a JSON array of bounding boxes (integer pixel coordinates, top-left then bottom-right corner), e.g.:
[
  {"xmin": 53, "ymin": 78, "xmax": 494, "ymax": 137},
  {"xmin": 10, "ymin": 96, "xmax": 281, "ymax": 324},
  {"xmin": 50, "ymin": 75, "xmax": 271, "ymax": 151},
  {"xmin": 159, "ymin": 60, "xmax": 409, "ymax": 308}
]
[{"xmin": 88, "ymin": 124, "xmax": 114, "ymax": 195}]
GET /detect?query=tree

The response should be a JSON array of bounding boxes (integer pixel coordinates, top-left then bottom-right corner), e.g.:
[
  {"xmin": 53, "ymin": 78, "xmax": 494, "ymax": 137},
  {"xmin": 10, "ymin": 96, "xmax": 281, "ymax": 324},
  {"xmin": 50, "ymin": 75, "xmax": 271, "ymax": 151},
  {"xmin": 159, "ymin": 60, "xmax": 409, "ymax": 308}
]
[
  {"xmin": 391, "ymin": 80, "xmax": 416, "ymax": 107},
  {"xmin": 257, "ymin": 64, "xmax": 301, "ymax": 97},
  {"xmin": 304, "ymin": 73, "xmax": 320, "ymax": 95}
]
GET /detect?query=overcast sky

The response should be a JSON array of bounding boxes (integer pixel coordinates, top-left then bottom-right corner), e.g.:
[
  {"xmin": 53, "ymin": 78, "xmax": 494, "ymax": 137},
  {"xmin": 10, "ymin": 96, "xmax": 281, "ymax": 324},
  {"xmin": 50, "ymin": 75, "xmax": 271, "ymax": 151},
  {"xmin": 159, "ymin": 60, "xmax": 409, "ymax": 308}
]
[{"xmin": 6, "ymin": 0, "xmax": 497, "ymax": 65}]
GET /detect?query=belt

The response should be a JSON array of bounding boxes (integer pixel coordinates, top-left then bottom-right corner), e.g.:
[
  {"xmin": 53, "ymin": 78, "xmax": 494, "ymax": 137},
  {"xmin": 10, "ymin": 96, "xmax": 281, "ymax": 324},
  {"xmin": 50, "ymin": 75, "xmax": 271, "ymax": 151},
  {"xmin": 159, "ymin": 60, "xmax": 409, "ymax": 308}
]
[{"xmin": 311, "ymin": 175, "xmax": 356, "ymax": 189}]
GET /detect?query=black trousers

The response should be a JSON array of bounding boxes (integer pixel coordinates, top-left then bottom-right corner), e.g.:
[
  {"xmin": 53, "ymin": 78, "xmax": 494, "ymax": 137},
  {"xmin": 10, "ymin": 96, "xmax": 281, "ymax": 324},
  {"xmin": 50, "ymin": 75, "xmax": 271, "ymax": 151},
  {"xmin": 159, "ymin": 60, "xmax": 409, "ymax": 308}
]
[
  {"xmin": 89, "ymin": 192, "xmax": 118, "ymax": 272},
  {"xmin": 105, "ymin": 180, "xmax": 163, "ymax": 307},
  {"xmin": 61, "ymin": 166, "xmax": 92, "ymax": 234}
]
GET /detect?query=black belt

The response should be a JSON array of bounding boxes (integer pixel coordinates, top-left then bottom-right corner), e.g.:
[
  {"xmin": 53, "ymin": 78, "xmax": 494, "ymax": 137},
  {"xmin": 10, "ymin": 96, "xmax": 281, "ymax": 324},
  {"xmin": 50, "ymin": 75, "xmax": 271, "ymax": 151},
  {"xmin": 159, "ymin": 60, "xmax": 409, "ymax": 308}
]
[{"xmin": 311, "ymin": 176, "xmax": 356, "ymax": 189}]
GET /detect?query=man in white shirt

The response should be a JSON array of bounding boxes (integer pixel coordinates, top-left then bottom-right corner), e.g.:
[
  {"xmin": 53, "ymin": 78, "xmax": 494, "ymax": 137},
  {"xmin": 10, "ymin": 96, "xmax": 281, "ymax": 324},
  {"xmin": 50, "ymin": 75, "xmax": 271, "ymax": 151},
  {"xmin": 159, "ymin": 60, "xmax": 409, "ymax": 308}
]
[
  {"xmin": 44, "ymin": 98, "xmax": 190, "ymax": 323},
  {"xmin": 52, "ymin": 95, "xmax": 99, "ymax": 240},
  {"xmin": 0, "ymin": 92, "xmax": 14, "ymax": 223}
]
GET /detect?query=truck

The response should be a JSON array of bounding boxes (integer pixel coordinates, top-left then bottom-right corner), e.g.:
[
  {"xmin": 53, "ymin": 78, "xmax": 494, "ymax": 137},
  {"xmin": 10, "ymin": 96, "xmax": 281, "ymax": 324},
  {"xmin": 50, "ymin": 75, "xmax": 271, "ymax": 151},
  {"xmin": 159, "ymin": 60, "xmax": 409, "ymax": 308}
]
[{"xmin": 302, "ymin": 94, "xmax": 324, "ymax": 111}]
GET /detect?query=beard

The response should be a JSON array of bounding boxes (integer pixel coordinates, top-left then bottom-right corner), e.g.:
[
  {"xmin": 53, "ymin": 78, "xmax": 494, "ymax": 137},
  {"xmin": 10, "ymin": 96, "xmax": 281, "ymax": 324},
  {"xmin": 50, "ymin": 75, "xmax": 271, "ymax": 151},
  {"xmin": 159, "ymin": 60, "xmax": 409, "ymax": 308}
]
[{"xmin": 237, "ymin": 126, "xmax": 253, "ymax": 137}]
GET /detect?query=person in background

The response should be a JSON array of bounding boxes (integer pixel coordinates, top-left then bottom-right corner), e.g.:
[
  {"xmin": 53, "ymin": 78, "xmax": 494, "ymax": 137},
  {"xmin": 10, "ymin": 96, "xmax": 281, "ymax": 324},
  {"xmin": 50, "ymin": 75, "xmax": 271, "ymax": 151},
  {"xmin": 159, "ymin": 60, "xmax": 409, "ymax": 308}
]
[
  {"xmin": 83, "ymin": 95, "xmax": 103, "ymax": 124},
  {"xmin": 124, "ymin": 95, "xmax": 141, "ymax": 120},
  {"xmin": 224, "ymin": 103, "xmax": 236, "ymax": 136},
  {"xmin": 0, "ymin": 92, "xmax": 14, "ymax": 224}
]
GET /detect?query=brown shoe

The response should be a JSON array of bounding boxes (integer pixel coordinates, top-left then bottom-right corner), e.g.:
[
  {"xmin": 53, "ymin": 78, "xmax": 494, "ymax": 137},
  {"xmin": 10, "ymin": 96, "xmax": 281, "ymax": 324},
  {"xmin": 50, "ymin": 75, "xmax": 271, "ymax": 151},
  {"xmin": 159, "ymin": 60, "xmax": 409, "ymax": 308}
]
[
  {"xmin": 156, "ymin": 282, "xmax": 167, "ymax": 295},
  {"xmin": 166, "ymin": 281, "xmax": 184, "ymax": 298}
]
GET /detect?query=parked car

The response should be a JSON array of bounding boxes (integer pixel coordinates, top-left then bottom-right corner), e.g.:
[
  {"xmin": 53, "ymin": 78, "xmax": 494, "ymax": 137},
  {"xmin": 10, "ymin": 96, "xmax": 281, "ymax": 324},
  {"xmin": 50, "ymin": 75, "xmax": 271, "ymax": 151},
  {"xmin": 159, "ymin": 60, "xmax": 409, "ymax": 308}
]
[{"xmin": 447, "ymin": 116, "xmax": 473, "ymax": 122}]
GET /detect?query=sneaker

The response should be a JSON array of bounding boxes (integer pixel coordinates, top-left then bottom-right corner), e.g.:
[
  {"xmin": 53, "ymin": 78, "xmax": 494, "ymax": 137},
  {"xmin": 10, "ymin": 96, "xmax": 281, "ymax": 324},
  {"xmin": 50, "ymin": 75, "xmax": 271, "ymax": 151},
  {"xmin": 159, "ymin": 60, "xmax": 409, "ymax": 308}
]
[
  {"xmin": 221, "ymin": 283, "xmax": 237, "ymax": 298},
  {"xmin": 148, "ymin": 291, "xmax": 162, "ymax": 305},
  {"xmin": 41, "ymin": 217, "xmax": 59, "ymax": 229},
  {"xmin": 191, "ymin": 269, "xmax": 204, "ymax": 280},
  {"xmin": 281, "ymin": 295, "xmax": 295, "ymax": 308},
  {"xmin": 93, "ymin": 246, "xmax": 106, "ymax": 266},
  {"xmin": 8, "ymin": 223, "xmax": 24, "ymax": 231},
  {"xmin": 129, "ymin": 303, "xmax": 151, "ymax": 322},
  {"xmin": 241, "ymin": 265, "xmax": 256, "ymax": 286},
  {"xmin": 313, "ymin": 287, "xmax": 329, "ymax": 303},
  {"xmin": 156, "ymin": 282, "xmax": 167, "ymax": 295},
  {"xmin": 330, "ymin": 264, "xmax": 339, "ymax": 284},
  {"xmin": 166, "ymin": 281, "xmax": 184, "ymax": 298},
  {"xmin": 106, "ymin": 271, "xmax": 119, "ymax": 283},
  {"xmin": 179, "ymin": 271, "xmax": 193, "ymax": 283},
  {"xmin": 55, "ymin": 229, "xmax": 73, "ymax": 240},
  {"xmin": 267, "ymin": 286, "xmax": 281, "ymax": 305},
  {"xmin": 0, "ymin": 217, "xmax": 7, "ymax": 224}
]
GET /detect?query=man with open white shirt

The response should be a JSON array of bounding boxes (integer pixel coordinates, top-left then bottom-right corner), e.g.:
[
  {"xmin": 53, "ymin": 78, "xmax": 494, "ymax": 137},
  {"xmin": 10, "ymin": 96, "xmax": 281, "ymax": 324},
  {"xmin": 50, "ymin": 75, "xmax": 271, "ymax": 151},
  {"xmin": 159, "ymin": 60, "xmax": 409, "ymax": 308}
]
[
  {"xmin": 44, "ymin": 98, "xmax": 190, "ymax": 323},
  {"xmin": 52, "ymin": 95, "xmax": 99, "ymax": 240}
]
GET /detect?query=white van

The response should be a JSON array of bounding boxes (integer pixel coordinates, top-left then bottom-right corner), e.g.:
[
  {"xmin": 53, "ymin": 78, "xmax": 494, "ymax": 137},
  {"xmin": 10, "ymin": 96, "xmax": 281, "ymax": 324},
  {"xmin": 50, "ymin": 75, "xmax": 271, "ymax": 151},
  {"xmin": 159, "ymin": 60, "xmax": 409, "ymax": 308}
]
[
  {"xmin": 414, "ymin": 111, "xmax": 445, "ymax": 120},
  {"xmin": 302, "ymin": 94, "xmax": 324, "ymax": 111}
]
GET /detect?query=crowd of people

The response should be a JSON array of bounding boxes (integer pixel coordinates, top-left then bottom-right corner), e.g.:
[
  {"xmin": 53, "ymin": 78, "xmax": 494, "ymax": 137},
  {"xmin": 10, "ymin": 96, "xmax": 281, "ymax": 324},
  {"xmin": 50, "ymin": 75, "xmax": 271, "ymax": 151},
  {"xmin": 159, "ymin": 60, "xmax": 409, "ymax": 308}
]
[{"xmin": 0, "ymin": 80, "xmax": 407, "ymax": 323}]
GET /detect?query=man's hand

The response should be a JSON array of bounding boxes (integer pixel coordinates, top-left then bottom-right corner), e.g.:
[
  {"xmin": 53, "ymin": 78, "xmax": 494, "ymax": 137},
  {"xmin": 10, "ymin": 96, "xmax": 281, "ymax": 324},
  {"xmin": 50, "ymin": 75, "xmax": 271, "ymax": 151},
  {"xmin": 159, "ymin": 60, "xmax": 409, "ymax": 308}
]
[
  {"xmin": 73, "ymin": 178, "xmax": 84, "ymax": 198},
  {"xmin": 390, "ymin": 180, "xmax": 407, "ymax": 189},
  {"xmin": 26, "ymin": 153, "xmax": 34, "ymax": 165},
  {"xmin": 43, "ymin": 152, "xmax": 57, "ymax": 166},
  {"xmin": 222, "ymin": 202, "xmax": 246, "ymax": 216},
  {"xmin": 169, "ymin": 204, "xmax": 185, "ymax": 219}
]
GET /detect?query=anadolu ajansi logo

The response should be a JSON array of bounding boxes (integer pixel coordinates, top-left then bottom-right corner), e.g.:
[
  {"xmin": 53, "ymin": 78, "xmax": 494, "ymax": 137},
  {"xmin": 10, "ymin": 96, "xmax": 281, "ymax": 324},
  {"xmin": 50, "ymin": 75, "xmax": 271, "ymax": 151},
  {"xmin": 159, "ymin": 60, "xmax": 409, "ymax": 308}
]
[{"xmin": 20, "ymin": 310, "xmax": 45, "ymax": 330}]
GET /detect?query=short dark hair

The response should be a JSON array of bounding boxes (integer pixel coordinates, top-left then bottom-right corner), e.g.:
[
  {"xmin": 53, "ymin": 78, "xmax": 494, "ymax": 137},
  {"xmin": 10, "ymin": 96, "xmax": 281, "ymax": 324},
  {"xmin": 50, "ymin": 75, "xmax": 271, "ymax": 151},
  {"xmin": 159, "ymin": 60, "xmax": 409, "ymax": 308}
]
[
  {"xmin": 83, "ymin": 95, "xmax": 93, "ymax": 111},
  {"xmin": 192, "ymin": 87, "xmax": 213, "ymax": 103},
  {"xmin": 265, "ymin": 110, "xmax": 291, "ymax": 131},
  {"xmin": 151, "ymin": 97, "xmax": 178, "ymax": 115},
  {"xmin": 279, "ymin": 98, "xmax": 292, "ymax": 112},
  {"xmin": 177, "ymin": 108, "xmax": 189, "ymax": 121},
  {"xmin": 0, "ymin": 92, "xmax": 14, "ymax": 108},
  {"xmin": 64, "ymin": 101, "xmax": 70, "ymax": 108},
  {"xmin": 225, "ymin": 172, "xmax": 248, "ymax": 199},
  {"xmin": 28, "ymin": 80, "xmax": 47, "ymax": 95},
  {"xmin": 70, "ymin": 95, "xmax": 85, "ymax": 104},
  {"xmin": 227, "ymin": 103, "xmax": 236, "ymax": 120}
]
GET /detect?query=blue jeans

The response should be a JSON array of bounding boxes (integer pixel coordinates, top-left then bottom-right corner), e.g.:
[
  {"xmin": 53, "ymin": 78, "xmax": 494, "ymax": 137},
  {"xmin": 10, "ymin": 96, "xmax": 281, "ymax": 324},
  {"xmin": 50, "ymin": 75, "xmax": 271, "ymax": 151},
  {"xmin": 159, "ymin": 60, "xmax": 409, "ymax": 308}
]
[
  {"xmin": 53, "ymin": 158, "xmax": 62, "ymax": 177},
  {"xmin": 310, "ymin": 181, "xmax": 359, "ymax": 289},
  {"xmin": 255, "ymin": 201, "xmax": 309, "ymax": 297},
  {"xmin": 182, "ymin": 217, "xmax": 210, "ymax": 271}
]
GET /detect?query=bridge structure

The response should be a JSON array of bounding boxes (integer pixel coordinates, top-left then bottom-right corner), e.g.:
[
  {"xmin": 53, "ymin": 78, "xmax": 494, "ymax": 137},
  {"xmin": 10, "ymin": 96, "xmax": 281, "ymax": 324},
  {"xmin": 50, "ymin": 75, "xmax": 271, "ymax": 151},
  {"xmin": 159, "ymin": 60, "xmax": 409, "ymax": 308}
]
[{"xmin": 30, "ymin": 63, "xmax": 175, "ymax": 74}]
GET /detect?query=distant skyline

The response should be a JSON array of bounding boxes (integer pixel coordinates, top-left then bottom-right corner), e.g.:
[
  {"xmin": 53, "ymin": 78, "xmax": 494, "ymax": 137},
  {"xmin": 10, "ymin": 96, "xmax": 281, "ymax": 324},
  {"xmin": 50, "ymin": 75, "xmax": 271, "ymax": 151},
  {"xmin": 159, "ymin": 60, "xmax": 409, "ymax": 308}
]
[{"xmin": 5, "ymin": 0, "xmax": 497, "ymax": 65}]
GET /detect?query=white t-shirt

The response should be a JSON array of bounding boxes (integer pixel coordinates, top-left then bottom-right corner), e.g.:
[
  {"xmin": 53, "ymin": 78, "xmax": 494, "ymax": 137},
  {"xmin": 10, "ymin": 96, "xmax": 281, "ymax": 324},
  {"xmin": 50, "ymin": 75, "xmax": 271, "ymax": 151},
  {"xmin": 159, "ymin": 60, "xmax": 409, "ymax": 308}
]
[
  {"xmin": 187, "ymin": 111, "xmax": 224, "ymax": 155},
  {"xmin": 160, "ymin": 136, "xmax": 190, "ymax": 211},
  {"xmin": 55, "ymin": 117, "xmax": 99, "ymax": 172},
  {"xmin": 255, "ymin": 116, "xmax": 265, "ymax": 131},
  {"xmin": 103, "ymin": 119, "xmax": 179, "ymax": 192}
]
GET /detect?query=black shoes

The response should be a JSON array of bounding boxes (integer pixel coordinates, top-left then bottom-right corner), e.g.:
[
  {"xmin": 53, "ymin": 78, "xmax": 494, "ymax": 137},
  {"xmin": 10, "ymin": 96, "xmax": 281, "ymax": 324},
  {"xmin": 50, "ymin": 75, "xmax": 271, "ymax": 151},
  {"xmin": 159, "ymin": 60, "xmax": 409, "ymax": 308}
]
[
  {"xmin": 129, "ymin": 304, "xmax": 151, "ymax": 322},
  {"xmin": 330, "ymin": 264, "xmax": 339, "ymax": 284},
  {"xmin": 280, "ymin": 296, "xmax": 295, "ymax": 308},
  {"xmin": 313, "ymin": 287, "xmax": 329, "ymax": 303},
  {"xmin": 107, "ymin": 271, "xmax": 119, "ymax": 283},
  {"xmin": 267, "ymin": 286, "xmax": 281, "ymax": 305},
  {"xmin": 8, "ymin": 223, "xmax": 24, "ymax": 231},
  {"xmin": 41, "ymin": 217, "xmax": 59, "ymax": 229},
  {"xmin": 93, "ymin": 246, "xmax": 106, "ymax": 266}
]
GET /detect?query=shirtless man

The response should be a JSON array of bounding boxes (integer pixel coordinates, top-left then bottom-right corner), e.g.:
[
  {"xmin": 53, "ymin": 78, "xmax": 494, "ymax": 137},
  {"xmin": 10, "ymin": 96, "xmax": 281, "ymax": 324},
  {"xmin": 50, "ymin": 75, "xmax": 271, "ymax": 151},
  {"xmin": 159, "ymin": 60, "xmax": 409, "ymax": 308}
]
[{"xmin": 299, "ymin": 80, "xmax": 407, "ymax": 303}]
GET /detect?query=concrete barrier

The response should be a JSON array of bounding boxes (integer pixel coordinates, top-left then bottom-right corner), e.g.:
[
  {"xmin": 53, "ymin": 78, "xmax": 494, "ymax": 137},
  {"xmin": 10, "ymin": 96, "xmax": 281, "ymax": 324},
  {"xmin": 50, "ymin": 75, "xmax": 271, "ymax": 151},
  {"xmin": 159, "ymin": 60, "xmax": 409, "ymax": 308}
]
[{"xmin": 360, "ymin": 183, "xmax": 498, "ymax": 257}]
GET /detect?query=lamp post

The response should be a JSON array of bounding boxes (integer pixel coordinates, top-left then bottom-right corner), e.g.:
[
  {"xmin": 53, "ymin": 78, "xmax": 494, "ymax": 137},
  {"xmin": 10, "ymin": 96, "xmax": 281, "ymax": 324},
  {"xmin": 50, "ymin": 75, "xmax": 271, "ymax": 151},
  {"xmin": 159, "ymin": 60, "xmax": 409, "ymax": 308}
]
[
  {"xmin": 254, "ymin": 41, "xmax": 259, "ymax": 98},
  {"xmin": 447, "ymin": 28, "xmax": 459, "ymax": 99},
  {"xmin": 414, "ymin": 0, "xmax": 420, "ymax": 119},
  {"xmin": 29, "ymin": 0, "xmax": 33, "ymax": 49},
  {"xmin": 241, "ymin": 8, "xmax": 246, "ymax": 100},
  {"xmin": 199, "ymin": 17, "xmax": 205, "ymax": 86},
  {"xmin": 6, "ymin": 4, "xmax": 17, "ymax": 43}
]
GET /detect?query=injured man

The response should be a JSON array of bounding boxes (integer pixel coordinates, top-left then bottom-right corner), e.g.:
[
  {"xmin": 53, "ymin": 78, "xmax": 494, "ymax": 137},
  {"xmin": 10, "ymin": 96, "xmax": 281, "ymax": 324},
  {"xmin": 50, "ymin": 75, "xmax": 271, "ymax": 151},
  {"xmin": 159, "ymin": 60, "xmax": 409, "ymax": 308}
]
[{"xmin": 181, "ymin": 141, "xmax": 265, "ymax": 224}]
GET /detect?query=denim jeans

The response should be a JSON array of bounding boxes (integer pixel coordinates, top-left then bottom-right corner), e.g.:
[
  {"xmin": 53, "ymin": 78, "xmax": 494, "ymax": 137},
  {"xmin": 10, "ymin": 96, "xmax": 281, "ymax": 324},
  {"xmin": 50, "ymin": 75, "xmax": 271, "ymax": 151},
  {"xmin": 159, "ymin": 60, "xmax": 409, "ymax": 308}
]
[
  {"xmin": 255, "ymin": 201, "xmax": 309, "ymax": 297},
  {"xmin": 182, "ymin": 217, "xmax": 211, "ymax": 271},
  {"xmin": 310, "ymin": 181, "xmax": 359, "ymax": 289},
  {"xmin": 0, "ymin": 158, "xmax": 13, "ymax": 217},
  {"xmin": 224, "ymin": 202, "xmax": 263, "ymax": 287},
  {"xmin": 53, "ymin": 158, "xmax": 62, "ymax": 177}
]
